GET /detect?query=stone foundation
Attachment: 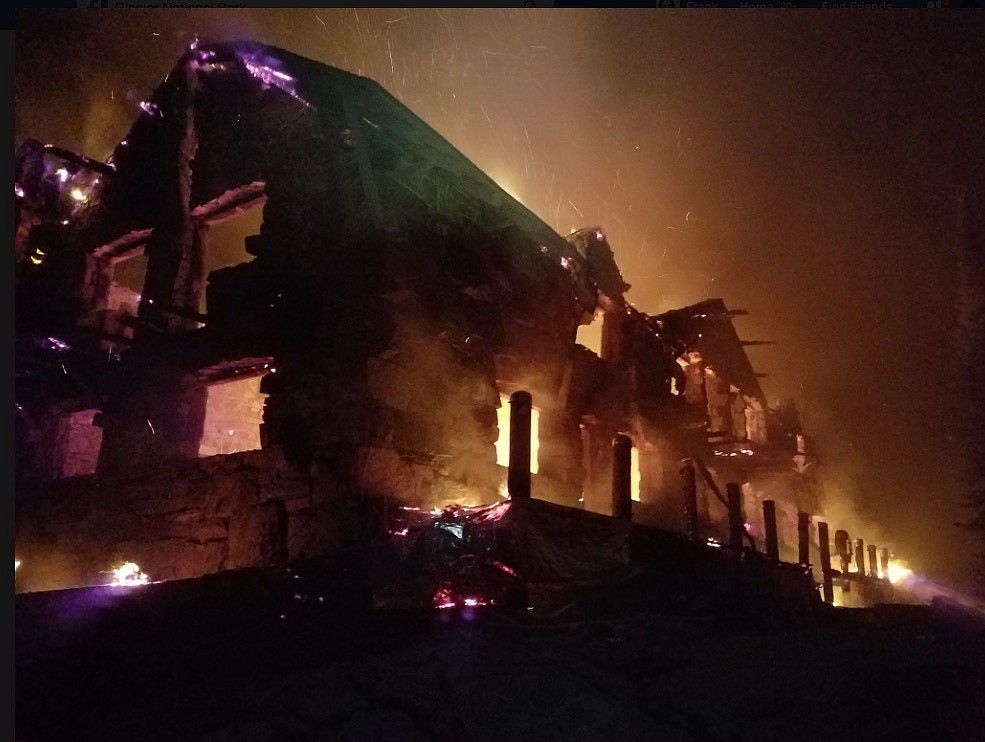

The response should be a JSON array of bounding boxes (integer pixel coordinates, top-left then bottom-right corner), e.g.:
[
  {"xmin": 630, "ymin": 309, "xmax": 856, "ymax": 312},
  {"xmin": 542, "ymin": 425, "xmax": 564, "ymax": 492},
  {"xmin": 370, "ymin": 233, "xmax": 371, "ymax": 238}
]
[{"xmin": 14, "ymin": 443, "xmax": 578, "ymax": 593}]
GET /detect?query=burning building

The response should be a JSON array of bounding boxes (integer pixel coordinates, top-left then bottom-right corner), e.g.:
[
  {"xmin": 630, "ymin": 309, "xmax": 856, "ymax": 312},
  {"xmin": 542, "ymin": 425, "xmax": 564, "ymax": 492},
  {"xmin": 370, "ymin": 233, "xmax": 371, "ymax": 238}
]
[{"xmin": 15, "ymin": 41, "xmax": 822, "ymax": 594}]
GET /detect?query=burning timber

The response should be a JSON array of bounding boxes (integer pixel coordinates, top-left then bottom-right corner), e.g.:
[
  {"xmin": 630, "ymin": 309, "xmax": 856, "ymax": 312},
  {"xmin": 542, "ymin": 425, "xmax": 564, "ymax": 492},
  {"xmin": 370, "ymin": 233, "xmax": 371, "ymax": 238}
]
[{"xmin": 14, "ymin": 41, "xmax": 902, "ymax": 609}]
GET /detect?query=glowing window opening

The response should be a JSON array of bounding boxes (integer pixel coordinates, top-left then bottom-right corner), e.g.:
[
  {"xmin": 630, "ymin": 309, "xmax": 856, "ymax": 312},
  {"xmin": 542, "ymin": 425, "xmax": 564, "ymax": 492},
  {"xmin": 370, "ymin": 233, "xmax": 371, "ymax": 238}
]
[
  {"xmin": 198, "ymin": 374, "xmax": 267, "ymax": 457},
  {"xmin": 631, "ymin": 445, "xmax": 641, "ymax": 502},
  {"xmin": 495, "ymin": 394, "xmax": 539, "ymax": 474}
]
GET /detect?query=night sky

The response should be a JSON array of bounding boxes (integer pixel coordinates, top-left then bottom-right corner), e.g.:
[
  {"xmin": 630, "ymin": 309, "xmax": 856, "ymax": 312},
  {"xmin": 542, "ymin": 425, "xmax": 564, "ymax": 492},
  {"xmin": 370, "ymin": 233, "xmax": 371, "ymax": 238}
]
[{"xmin": 14, "ymin": 10, "xmax": 985, "ymax": 587}]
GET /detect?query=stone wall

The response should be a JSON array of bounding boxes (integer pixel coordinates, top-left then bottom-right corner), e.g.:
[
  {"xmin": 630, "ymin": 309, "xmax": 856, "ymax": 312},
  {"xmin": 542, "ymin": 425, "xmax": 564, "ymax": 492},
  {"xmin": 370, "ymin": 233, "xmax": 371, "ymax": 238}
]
[
  {"xmin": 15, "ymin": 441, "xmax": 581, "ymax": 593},
  {"xmin": 16, "ymin": 448, "xmax": 302, "ymax": 593}
]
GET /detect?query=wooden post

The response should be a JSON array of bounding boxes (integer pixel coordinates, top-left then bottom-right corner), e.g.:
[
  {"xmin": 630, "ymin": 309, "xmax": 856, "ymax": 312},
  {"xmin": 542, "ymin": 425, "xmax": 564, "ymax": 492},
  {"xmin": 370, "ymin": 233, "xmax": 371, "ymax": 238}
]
[
  {"xmin": 879, "ymin": 548, "xmax": 890, "ymax": 580},
  {"xmin": 835, "ymin": 530, "xmax": 852, "ymax": 593},
  {"xmin": 726, "ymin": 483, "xmax": 744, "ymax": 550},
  {"xmin": 854, "ymin": 538, "xmax": 865, "ymax": 576},
  {"xmin": 680, "ymin": 459, "xmax": 698, "ymax": 539},
  {"xmin": 867, "ymin": 544, "xmax": 879, "ymax": 578},
  {"xmin": 835, "ymin": 529, "xmax": 851, "ymax": 576},
  {"xmin": 611, "ymin": 435, "xmax": 633, "ymax": 522},
  {"xmin": 763, "ymin": 500, "xmax": 779, "ymax": 562},
  {"xmin": 798, "ymin": 512, "xmax": 811, "ymax": 566},
  {"xmin": 508, "ymin": 391, "xmax": 532, "ymax": 500},
  {"xmin": 818, "ymin": 521, "xmax": 834, "ymax": 604}
]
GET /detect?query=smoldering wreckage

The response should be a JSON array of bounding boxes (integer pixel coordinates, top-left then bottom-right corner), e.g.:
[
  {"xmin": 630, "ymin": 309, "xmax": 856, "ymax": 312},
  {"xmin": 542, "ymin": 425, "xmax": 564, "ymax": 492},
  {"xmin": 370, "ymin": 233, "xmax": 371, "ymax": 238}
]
[{"xmin": 15, "ymin": 41, "xmax": 944, "ymax": 700}]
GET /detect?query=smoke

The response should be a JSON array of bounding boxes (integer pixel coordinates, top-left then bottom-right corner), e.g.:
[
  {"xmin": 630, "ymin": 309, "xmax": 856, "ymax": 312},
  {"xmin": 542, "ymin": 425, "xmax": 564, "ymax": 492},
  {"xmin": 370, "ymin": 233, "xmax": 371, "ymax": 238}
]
[{"xmin": 816, "ymin": 475, "xmax": 894, "ymax": 562}]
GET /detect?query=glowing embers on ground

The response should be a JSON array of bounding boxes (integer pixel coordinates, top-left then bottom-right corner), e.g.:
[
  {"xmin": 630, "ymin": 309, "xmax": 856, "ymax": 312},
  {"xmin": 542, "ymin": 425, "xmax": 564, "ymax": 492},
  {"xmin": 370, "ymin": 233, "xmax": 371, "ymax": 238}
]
[
  {"xmin": 712, "ymin": 448, "xmax": 754, "ymax": 458},
  {"xmin": 108, "ymin": 561, "xmax": 150, "ymax": 587},
  {"xmin": 495, "ymin": 394, "xmax": 539, "ymax": 474},
  {"xmin": 432, "ymin": 583, "xmax": 490, "ymax": 613},
  {"xmin": 469, "ymin": 500, "xmax": 512, "ymax": 524},
  {"xmin": 388, "ymin": 501, "xmax": 518, "ymax": 612}
]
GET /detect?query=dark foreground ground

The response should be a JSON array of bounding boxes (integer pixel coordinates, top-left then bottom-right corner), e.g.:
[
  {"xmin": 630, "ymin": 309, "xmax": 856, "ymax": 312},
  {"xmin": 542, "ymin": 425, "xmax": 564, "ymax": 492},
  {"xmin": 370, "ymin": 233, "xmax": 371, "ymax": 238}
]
[{"xmin": 16, "ymin": 560, "xmax": 985, "ymax": 742}]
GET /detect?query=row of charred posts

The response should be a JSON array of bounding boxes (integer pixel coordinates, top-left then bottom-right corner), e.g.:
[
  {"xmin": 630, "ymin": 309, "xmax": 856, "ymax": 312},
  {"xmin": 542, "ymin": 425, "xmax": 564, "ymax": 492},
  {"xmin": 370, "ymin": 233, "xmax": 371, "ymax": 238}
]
[{"xmin": 506, "ymin": 390, "xmax": 895, "ymax": 605}]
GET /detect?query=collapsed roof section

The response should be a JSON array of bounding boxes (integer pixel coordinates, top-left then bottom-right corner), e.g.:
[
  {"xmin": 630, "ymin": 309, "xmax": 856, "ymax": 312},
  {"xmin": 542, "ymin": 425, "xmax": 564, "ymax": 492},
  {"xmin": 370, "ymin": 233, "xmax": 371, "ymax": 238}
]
[{"xmin": 652, "ymin": 298, "xmax": 768, "ymax": 408}]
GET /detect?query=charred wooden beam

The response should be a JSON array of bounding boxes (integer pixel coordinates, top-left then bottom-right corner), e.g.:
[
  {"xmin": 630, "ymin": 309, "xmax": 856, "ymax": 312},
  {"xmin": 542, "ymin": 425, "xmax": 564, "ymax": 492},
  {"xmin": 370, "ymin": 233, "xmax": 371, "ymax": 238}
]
[
  {"xmin": 41, "ymin": 143, "xmax": 116, "ymax": 176},
  {"xmin": 763, "ymin": 499, "xmax": 779, "ymax": 562},
  {"xmin": 611, "ymin": 434, "xmax": 633, "ymax": 522},
  {"xmin": 835, "ymin": 529, "xmax": 852, "ymax": 575},
  {"xmin": 798, "ymin": 511, "xmax": 811, "ymax": 567},
  {"xmin": 680, "ymin": 458, "xmax": 699, "ymax": 540},
  {"xmin": 507, "ymin": 391, "xmax": 532, "ymax": 500},
  {"xmin": 854, "ymin": 538, "xmax": 865, "ymax": 577},
  {"xmin": 726, "ymin": 482, "xmax": 744, "ymax": 550},
  {"xmin": 92, "ymin": 229, "xmax": 153, "ymax": 261},
  {"xmin": 879, "ymin": 548, "xmax": 890, "ymax": 580},
  {"xmin": 692, "ymin": 455, "xmax": 729, "ymax": 509},
  {"xmin": 868, "ymin": 544, "xmax": 879, "ymax": 578},
  {"xmin": 818, "ymin": 521, "xmax": 834, "ymax": 604},
  {"xmin": 190, "ymin": 181, "xmax": 266, "ymax": 226}
]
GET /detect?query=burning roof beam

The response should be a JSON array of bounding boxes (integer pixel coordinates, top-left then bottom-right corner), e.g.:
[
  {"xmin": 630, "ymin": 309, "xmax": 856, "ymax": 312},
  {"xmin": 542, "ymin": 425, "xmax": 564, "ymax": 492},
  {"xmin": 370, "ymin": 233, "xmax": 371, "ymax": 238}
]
[{"xmin": 41, "ymin": 144, "xmax": 116, "ymax": 177}]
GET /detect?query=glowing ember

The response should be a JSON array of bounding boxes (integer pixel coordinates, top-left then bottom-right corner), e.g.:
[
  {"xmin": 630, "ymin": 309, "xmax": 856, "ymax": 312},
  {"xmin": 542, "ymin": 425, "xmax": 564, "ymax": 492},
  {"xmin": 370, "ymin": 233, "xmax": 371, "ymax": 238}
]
[
  {"xmin": 491, "ymin": 560, "xmax": 517, "ymax": 577},
  {"xmin": 470, "ymin": 501, "xmax": 511, "ymax": 524},
  {"xmin": 45, "ymin": 337, "xmax": 70, "ymax": 352},
  {"xmin": 15, "ymin": 560, "xmax": 21, "ymax": 571},
  {"xmin": 235, "ymin": 47, "xmax": 311, "ymax": 107},
  {"xmin": 887, "ymin": 560, "xmax": 913, "ymax": 585},
  {"xmin": 432, "ymin": 585, "xmax": 490, "ymax": 612},
  {"xmin": 69, "ymin": 187, "xmax": 88, "ymax": 203},
  {"xmin": 433, "ymin": 586, "xmax": 456, "ymax": 610},
  {"xmin": 109, "ymin": 561, "xmax": 149, "ymax": 587}
]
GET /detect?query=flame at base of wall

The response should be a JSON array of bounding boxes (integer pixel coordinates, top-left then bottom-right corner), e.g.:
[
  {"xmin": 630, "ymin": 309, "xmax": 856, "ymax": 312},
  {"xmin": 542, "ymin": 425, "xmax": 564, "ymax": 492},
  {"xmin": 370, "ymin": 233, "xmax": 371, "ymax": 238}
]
[{"xmin": 109, "ymin": 562, "xmax": 150, "ymax": 587}]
